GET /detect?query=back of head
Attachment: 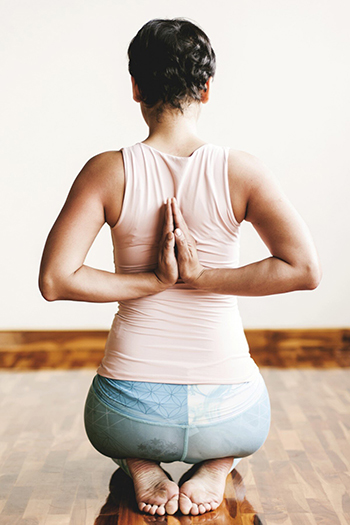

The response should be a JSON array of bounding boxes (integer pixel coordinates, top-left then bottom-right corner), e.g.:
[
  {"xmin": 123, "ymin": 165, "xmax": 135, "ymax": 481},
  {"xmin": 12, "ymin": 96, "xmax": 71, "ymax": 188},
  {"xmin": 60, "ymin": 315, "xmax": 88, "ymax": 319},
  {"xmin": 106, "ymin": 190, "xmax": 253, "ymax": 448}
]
[{"xmin": 128, "ymin": 18, "xmax": 216, "ymax": 113}]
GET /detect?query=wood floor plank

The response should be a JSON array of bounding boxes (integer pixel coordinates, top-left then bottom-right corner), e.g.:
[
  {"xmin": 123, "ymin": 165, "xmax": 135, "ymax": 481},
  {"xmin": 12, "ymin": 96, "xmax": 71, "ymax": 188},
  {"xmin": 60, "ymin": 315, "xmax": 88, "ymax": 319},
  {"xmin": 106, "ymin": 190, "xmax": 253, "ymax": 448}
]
[
  {"xmin": 23, "ymin": 498, "xmax": 51, "ymax": 523},
  {"xmin": 307, "ymin": 497, "xmax": 342, "ymax": 525},
  {"xmin": 290, "ymin": 515, "xmax": 318, "ymax": 525}
]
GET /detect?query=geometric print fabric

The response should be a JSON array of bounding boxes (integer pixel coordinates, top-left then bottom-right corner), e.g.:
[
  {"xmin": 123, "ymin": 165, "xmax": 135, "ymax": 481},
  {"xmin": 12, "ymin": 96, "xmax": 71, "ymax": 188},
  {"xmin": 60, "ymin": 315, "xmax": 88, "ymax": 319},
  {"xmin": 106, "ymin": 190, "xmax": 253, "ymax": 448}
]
[
  {"xmin": 94, "ymin": 376, "xmax": 188, "ymax": 424},
  {"xmin": 93, "ymin": 371, "xmax": 266, "ymax": 426},
  {"xmin": 84, "ymin": 374, "xmax": 271, "ymax": 464}
]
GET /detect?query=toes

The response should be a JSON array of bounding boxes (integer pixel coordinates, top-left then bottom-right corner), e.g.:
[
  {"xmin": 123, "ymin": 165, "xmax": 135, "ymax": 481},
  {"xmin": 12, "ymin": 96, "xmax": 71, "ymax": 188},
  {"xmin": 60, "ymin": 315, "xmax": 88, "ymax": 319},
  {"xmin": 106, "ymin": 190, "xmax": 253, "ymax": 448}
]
[
  {"xmin": 141, "ymin": 498, "xmax": 177, "ymax": 515},
  {"xmin": 139, "ymin": 502, "xmax": 162, "ymax": 515},
  {"xmin": 165, "ymin": 494, "xmax": 179, "ymax": 515},
  {"xmin": 149, "ymin": 504, "xmax": 158, "ymax": 515},
  {"xmin": 179, "ymin": 492, "xmax": 217, "ymax": 516},
  {"xmin": 179, "ymin": 493, "xmax": 192, "ymax": 515},
  {"xmin": 136, "ymin": 475, "xmax": 179, "ymax": 515}
]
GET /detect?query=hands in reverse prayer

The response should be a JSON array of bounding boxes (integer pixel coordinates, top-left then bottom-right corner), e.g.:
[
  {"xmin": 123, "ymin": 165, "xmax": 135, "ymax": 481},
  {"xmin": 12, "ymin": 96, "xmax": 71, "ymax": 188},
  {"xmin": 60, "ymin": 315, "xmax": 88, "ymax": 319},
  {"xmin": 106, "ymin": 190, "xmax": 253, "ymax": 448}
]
[{"xmin": 154, "ymin": 198, "xmax": 205, "ymax": 287}]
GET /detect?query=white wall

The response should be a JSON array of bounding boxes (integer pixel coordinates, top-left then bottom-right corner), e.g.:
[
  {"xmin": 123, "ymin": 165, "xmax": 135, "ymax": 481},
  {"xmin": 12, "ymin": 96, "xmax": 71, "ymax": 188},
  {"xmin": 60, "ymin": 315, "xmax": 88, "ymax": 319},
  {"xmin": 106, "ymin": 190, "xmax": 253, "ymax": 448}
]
[{"xmin": 1, "ymin": 0, "xmax": 349, "ymax": 329}]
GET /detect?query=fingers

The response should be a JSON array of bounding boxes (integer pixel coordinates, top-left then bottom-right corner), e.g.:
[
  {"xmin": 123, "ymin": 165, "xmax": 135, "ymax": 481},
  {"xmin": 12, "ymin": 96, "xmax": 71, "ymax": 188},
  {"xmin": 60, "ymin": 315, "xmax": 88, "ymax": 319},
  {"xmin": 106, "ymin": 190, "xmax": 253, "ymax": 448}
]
[
  {"xmin": 164, "ymin": 230, "xmax": 175, "ymax": 250},
  {"xmin": 174, "ymin": 228, "xmax": 187, "ymax": 252},
  {"xmin": 162, "ymin": 198, "xmax": 174, "ymax": 240},
  {"xmin": 155, "ymin": 228, "xmax": 177, "ymax": 286},
  {"xmin": 171, "ymin": 198, "xmax": 190, "ymax": 236},
  {"xmin": 174, "ymin": 228, "xmax": 185, "ymax": 242},
  {"xmin": 162, "ymin": 196, "xmax": 191, "ymax": 251}
]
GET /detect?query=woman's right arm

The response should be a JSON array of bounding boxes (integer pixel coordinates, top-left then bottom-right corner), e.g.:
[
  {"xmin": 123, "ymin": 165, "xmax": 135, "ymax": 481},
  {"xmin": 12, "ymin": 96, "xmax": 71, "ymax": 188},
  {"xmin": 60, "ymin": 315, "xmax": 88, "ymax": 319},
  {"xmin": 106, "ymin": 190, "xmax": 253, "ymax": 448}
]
[
  {"xmin": 172, "ymin": 150, "xmax": 322, "ymax": 296},
  {"xmin": 39, "ymin": 153, "xmax": 177, "ymax": 302}
]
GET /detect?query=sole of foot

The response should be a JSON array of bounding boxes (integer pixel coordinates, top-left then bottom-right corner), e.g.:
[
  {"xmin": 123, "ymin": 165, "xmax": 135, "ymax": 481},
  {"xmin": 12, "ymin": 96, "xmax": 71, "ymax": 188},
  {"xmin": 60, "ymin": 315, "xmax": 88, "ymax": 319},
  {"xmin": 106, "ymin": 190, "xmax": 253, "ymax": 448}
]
[
  {"xmin": 127, "ymin": 458, "xmax": 179, "ymax": 515},
  {"xmin": 178, "ymin": 457, "xmax": 233, "ymax": 515}
]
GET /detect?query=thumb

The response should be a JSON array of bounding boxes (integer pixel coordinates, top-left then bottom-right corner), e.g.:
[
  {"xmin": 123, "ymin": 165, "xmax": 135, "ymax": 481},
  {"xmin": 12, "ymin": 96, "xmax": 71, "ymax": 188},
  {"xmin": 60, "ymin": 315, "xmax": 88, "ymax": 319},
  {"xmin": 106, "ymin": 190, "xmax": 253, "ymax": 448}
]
[
  {"xmin": 165, "ymin": 231, "xmax": 175, "ymax": 248},
  {"xmin": 175, "ymin": 229, "xmax": 186, "ymax": 245}
]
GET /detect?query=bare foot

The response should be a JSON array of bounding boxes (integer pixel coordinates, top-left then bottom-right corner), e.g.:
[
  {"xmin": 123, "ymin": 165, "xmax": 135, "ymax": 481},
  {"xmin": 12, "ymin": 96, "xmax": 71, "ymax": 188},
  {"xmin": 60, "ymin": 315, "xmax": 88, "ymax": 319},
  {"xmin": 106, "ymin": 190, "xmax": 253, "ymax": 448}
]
[
  {"xmin": 179, "ymin": 457, "xmax": 233, "ymax": 515},
  {"xmin": 127, "ymin": 458, "xmax": 179, "ymax": 515}
]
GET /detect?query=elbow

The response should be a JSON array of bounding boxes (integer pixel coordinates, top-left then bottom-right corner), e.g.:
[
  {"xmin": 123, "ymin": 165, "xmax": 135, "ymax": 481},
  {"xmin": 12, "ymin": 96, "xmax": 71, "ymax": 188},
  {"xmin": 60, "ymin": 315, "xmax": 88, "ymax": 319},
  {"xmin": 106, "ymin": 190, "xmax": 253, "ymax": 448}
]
[
  {"xmin": 300, "ymin": 259, "xmax": 322, "ymax": 290},
  {"xmin": 39, "ymin": 273, "xmax": 61, "ymax": 302}
]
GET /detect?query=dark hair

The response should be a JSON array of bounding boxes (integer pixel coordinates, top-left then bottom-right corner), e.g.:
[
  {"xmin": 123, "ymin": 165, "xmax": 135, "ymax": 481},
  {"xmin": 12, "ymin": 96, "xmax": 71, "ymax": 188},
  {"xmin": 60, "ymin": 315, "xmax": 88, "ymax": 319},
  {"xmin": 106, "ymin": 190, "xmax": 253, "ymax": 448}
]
[{"xmin": 128, "ymin": 18, "xmax": 216, "ymax": 112}]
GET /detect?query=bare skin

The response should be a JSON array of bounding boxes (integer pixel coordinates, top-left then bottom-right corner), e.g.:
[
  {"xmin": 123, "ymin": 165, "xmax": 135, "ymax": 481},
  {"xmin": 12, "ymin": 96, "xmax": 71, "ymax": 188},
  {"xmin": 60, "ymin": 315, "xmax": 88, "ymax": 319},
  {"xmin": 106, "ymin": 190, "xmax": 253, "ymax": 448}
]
[
  {"xmin": 39, "ymin": 77, "xmax": 321, "ymax": 515},
  {"xmin": 126, "ymin": 457, "xmax": 234, "ymax": 516},
  {"xmin": 126, "ymin": 458, "xmax": 179, "ymax": 516},
  {"xmin": 178, "ymin": 457, "xmax": 234, "ymax": 515}
]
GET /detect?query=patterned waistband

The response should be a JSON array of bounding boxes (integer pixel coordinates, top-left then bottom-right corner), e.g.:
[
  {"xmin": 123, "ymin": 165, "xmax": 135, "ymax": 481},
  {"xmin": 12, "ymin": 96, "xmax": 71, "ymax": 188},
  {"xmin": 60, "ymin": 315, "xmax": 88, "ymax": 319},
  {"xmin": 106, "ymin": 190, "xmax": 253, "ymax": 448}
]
[{"xmin": 92, "ymin": 372, "xmax": 267, "ymax": 426}]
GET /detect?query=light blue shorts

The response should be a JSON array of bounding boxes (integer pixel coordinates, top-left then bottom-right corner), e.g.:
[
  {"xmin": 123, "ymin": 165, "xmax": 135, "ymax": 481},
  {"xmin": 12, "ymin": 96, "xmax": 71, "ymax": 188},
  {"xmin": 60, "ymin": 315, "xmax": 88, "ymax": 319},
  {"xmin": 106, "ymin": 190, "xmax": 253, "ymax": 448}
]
[{"xmin": 84, "ymin": 371, "xmax": 271, "ymax": 475}]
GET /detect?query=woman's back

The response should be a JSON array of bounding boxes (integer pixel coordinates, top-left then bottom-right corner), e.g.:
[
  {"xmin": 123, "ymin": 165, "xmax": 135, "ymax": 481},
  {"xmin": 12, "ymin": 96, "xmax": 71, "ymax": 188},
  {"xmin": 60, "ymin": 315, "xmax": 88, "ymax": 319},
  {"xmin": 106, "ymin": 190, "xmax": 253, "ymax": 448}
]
[{"xmin": 97, "ymin": 142, "xmax": 259, "ymax": 383}]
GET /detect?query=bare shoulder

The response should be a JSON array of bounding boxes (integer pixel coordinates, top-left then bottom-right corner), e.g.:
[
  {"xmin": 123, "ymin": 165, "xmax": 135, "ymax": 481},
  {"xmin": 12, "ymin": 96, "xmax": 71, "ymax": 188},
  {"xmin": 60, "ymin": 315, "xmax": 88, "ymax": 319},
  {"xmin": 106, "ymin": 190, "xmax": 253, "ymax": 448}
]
[
  {"xmin": 227, "ymin": 148, "xmax": 279, "ymax": 223},
  {"xmin": 74, "ymin": 150, "xmax": 124, "ymax": 227},
  {"xmin": 79, "ymin": 150, "xmax": 124, "ymax": 187},
  {"xmin": 227, "ymin": 148, "xmax": 275, "ymax": 187}
]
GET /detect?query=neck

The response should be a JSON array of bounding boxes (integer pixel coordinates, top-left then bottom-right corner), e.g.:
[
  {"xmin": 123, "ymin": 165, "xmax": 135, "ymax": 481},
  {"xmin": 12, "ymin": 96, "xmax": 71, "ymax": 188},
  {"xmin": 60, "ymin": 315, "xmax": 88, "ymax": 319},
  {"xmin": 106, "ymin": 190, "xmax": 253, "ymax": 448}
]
[{"xmin": 141, "ymin": 102, "xmax": 203, "ymax": 151}]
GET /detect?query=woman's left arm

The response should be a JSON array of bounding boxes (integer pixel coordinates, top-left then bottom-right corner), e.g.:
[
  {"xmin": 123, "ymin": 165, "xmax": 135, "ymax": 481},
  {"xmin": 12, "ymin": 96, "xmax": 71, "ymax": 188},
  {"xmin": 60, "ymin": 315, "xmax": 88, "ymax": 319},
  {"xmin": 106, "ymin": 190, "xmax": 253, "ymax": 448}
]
[{"xmin": 39, "ymin": 153, "xmax": 177, "ymax": 302}]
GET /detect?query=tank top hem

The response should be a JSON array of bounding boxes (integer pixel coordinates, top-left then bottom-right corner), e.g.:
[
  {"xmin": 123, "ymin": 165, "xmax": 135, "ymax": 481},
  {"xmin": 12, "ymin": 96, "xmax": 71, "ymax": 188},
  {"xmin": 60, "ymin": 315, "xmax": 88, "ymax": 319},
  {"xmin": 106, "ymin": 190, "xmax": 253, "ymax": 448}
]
[{"xmin": 96, "ymin": 361, "xmax": 260, "ymax": 385}]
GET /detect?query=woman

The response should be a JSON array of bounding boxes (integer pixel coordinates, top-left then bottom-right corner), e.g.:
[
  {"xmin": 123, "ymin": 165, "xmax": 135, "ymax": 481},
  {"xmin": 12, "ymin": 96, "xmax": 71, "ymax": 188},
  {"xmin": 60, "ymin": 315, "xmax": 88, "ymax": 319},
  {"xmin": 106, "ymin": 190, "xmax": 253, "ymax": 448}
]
[{"xmin": 39, "ymin": 18, "xmax": 321, "ymax": 517}]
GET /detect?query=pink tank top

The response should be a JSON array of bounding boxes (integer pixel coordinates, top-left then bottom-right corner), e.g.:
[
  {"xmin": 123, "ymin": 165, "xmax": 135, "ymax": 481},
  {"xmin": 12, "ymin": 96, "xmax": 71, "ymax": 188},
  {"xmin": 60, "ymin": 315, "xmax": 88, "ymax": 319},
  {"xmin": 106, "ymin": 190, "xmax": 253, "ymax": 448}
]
[{"xmin": 97, "ymin": 142, "xmax": 259, "ymax": 384}]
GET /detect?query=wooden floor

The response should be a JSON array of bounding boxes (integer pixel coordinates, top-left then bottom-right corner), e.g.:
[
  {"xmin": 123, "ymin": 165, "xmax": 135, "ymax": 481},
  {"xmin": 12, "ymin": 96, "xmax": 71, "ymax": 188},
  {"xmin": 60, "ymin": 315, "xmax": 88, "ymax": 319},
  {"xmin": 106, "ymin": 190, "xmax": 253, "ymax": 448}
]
[
  {"xmin": 0, "ymin": 368, "xmax": 349, "ymax": 524},
  {"xmin": 1, "ymin": 329, "xmax": 349, "ymax": 369}
]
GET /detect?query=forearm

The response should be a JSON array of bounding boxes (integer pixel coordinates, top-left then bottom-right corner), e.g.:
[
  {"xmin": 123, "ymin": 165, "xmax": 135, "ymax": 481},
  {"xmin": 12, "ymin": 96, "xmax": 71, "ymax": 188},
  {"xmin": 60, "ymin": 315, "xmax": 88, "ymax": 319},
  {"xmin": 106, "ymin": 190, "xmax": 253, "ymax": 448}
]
[
  {"xmin": 192, "ymin": 256, "xmax": 319, "ymax": 296},
  {"xmin": 40, "ymin": 264, "xmax": 167, "ymax": 302}
]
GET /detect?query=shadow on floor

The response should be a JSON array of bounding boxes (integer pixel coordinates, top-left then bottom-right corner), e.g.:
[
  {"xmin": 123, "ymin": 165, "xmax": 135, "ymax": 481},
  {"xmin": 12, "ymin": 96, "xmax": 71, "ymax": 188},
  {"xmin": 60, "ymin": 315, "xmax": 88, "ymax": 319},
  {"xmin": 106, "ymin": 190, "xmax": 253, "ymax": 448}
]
[{"xmin": 94, "ymin": 468, "xmax": 263, "ymax": 524}]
